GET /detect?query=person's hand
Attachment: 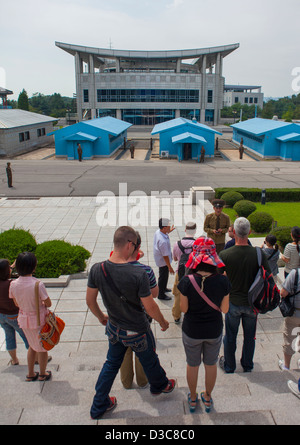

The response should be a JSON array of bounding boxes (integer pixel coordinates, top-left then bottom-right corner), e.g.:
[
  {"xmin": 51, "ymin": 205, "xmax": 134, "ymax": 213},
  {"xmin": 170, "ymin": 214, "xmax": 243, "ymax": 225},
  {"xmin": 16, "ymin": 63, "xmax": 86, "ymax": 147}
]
[
  {"xmin": 99, "ymin": 314, "xmax": 109, "ymax": 326},
  {"xmin": 169, "ymin": 266, "xmax": 175, "ymax": 275},
  {"xmin": 160, "ymin": 319, "xmax": 169, "ymax": 331}
]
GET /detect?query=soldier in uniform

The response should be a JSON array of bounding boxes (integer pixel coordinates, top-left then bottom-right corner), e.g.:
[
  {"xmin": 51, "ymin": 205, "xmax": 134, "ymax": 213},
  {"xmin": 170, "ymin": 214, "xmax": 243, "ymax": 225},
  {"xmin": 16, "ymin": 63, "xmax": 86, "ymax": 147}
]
[
  {"xmin": 77, "ymin": 143, "xmax": 83, "ymax": 162},
  {"xmin": 203, "ymin": 199, "xmax": 230, "ymax": 253},
  {"xmin": 200, "ymin": 145, "xmax": 205, "ymax": 163},
  {"xmin": 6, "ymin": 162, "xmax": 13, "ymax": 188}
]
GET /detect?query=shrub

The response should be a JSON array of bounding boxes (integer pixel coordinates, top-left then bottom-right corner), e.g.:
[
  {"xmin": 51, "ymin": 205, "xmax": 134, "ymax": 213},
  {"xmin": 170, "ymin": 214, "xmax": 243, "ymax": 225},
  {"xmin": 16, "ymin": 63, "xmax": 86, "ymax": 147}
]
[
  {"xmin": 233, "ymin": 200, "xmax": 257, "ymax": 218},
  {"xmin": 269, "ymin": 226, "xmax": 292, "ymax": 252},
  {"xmin": 0, "ymin": 228, "xmax": 37, "ymax": 263},
  {"xmin": 35, "ymin": 240, "xmax": 91, "ymax": 278},
  {"xmin": 215, "ymin": 188, "xmax": 300, "ymax": 202},
  {"xmin": 248, "ymin": 212, "xmax": 274, "ymax": 233},
  {"xmin": 221, "ymin": 191, "xmax": 244, "ymax": 208}
]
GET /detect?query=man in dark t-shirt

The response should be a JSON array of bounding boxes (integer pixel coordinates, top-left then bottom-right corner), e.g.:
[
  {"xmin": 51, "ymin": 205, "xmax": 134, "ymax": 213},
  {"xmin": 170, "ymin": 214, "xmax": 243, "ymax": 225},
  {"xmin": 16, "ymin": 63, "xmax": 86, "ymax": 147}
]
[
  {"xmin": 86, "ymin": 226, "xmax": 175, "ymax": 420},
  {"xmin": 219, "ymin": 217, "xmax": 271, "ymax": 374}
]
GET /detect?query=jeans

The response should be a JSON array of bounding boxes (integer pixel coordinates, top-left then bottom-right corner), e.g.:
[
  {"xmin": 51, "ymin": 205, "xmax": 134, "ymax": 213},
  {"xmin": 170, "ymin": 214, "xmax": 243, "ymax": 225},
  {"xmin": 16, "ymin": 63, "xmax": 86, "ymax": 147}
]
[
  {"xmin": 0, "ymin": 313, "xmax": 29, "ymax": 351},
  {"xmin": 90, "ymin": 321, "xmax": 168, "ymax": 419},
  {"xmin": 158, "ymin": 265, "xmax": 169, "ymax": 298},
  {"xmin": 223, "ymin": 303, "xmax": 257, "ymax": 373}
]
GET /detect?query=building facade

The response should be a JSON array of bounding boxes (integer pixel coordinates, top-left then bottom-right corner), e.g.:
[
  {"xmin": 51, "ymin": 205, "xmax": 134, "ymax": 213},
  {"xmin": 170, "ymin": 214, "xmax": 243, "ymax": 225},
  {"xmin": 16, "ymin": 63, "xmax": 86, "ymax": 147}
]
[
  {"xmin": 0, "ymin": 109, "xmax": 56, "ymax": 157},
  {"xmin": 224, "ymin": 85, "xmax": 264, "ymax": 109},
  {"xmin": 231, "ymin": 118, "xmax": 300, "ymax": 161},
  {"xmin": 152, "ymin": 117, "xmax": 221, "ymax": 162},
  {"xmin": 56, "ymin": 41, "xmax": 239, "ymax": 126},
  {"xmin": 49, "ymin": 116, "xmax": 131, "ymax": 160}
]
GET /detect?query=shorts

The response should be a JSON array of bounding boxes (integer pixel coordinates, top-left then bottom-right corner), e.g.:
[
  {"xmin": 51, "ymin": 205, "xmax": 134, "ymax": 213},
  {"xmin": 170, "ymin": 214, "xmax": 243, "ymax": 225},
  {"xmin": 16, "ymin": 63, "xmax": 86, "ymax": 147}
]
[{"xmin": 182, "ymin": 331, "xmax": 222, "ymax": 367}]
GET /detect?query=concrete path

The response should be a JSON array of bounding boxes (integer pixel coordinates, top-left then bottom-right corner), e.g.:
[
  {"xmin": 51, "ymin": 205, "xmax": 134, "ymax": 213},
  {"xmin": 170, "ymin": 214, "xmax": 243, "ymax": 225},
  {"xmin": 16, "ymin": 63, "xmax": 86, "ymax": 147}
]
[{"xmin": 0, "ymin": 196, "xmax": 299, "ymax": 426}]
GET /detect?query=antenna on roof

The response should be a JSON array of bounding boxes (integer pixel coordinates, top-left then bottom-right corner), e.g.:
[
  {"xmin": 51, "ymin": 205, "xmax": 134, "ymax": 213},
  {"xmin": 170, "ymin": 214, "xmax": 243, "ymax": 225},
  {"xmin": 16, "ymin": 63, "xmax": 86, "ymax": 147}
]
[{"xmin": 109, "ymin": 38, "xmax": 113, "ymax": 49}]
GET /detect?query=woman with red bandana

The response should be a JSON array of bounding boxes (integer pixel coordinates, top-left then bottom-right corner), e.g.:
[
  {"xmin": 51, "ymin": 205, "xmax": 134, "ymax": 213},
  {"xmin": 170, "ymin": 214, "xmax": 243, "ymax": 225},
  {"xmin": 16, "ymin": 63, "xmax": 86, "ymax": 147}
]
[{"xmin": 177, "ymin": 237, "xmax": 230, "ymax": 413}]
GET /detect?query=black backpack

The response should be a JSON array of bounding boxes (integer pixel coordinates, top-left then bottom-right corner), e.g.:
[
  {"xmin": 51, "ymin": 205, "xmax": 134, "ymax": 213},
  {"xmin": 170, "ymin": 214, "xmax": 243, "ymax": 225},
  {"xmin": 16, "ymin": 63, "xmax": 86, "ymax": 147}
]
[
  {"xmin": 177, "ymin": 238, "xmax": 195, "ymax": 280},
  {"xmin": 248, "ymin": 247, "xmax": 280, "ymax": 314}
]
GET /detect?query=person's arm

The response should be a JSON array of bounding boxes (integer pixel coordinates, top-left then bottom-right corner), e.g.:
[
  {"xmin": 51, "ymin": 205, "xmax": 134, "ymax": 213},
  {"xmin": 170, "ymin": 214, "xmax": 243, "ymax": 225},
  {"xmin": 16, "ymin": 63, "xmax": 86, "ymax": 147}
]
[
  {"xmin": 86, "ymin": 287, "xmax": 108, "ymax": 326},
  {"xmin": 280, "ymin": 288, "xmax": 289, "ymax": 298},
  {"xmin": 180, "ymin": 293, "xmax": 189, "ymax": 313},
  {"xmin": 204, "ymin": 215, "xmax": 214, "ymax": 235},
  {"xmin": 43, "ymin": 297, "xmax": 52, "ymax": 308},
  {"xmin": 163, "ymin": 255, "xmax": 174, "ymax": 274},
  {"xmin": 150, "ymin": 285, "xmax": 159, "ymax": 299},
  {"xmin": 220, "ymin": 294, "xmax": 229, "ymax": 313},
  {"xmin": 142, "ymin": 295, "xmax": 169, "ymax": 331}
]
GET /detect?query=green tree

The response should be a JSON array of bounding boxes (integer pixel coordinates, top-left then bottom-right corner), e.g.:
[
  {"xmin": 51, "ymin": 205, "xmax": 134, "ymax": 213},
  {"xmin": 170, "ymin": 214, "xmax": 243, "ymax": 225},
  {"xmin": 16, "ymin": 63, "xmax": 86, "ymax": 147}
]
[{"xmin": 17, "ymin": 89, "xmax": 29, "ymax": 110}]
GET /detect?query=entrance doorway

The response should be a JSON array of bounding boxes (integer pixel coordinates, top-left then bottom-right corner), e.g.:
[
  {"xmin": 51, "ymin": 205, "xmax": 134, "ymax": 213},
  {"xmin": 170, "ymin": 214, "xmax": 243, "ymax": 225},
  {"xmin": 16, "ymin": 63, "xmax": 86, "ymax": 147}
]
[{"xmin": 183, "ymin": 143, "xmax": 192, "ymax": 160}]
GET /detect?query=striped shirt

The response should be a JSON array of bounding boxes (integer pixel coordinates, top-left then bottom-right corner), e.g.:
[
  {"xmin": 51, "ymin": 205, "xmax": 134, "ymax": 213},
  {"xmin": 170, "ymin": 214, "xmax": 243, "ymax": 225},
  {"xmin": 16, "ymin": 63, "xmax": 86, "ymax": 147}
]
[
  {"xmin": 129, "ymin": 261, "xmax": 157, "ymax": 288},
  {"xmin": 283, "ymin": 243, "xmax": 300, "ymax": 273}
]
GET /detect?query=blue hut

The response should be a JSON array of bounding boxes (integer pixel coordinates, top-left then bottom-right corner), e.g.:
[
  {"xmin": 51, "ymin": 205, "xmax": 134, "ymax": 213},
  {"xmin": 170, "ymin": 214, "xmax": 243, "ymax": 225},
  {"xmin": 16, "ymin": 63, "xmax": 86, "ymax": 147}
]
[
  {"xmin": 49, "ymin": 116, "xmax": 132, "ymax": 160},
  {"xmin": 151, "ymin": 118, "xmax": 222, "ymax": 162},
  {"xmin": 231, "ymin": 118, "xmax": 300, "ymax": 161}
]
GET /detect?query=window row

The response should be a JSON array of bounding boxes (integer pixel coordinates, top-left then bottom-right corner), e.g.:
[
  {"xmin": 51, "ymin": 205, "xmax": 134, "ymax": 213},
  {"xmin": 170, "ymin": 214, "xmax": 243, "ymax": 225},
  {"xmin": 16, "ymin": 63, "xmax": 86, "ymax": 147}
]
[
  {"xmin": 85, "ymin": 89, "xmax": 200, "ymax": 103},
  {"xmin": 19, "ymin": 128, "xmax": 46, "ymax": 143},
  {"xmin": 234, "ymin": 96, "xmax": 258, "ymax": 104}
]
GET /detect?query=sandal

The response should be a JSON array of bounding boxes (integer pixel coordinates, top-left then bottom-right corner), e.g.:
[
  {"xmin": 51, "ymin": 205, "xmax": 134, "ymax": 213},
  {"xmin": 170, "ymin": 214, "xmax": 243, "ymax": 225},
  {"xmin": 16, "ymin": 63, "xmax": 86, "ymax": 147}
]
[
  {"xmin": 26, "ymin": 372, "xmax": 39, "ymax": 382},
  {"xmin": 201, "ymin": 392, "xmax": 213, "ymax": 413},
  {"xmin": 188, "ymin": 393, "xmax": 198, "ymax": 413},
  {"xmin": 8, "ymin": 359, "xmax": 19, "ymax": 366},
  {"xmin": 38, "ymin": 371, "xmax": 52, "ymax": 381}
]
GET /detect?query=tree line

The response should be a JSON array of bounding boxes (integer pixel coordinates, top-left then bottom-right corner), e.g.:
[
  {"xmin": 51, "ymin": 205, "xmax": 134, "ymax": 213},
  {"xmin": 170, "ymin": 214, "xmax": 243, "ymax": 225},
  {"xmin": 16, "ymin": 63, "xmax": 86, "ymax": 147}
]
[
  {"xmin": 8, "ymin": 89, "xmax": 76, "ymax": 118},
  {"xmin": 221, "ymin": 93, "xmax": 300, "ymax": 122}
]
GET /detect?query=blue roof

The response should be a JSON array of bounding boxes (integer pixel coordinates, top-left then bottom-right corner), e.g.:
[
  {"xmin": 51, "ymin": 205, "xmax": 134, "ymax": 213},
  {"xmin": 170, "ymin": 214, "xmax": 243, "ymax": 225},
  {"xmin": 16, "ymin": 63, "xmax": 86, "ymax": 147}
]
[
  {"xmin": 172, "ymin": 132, "xmax": 207, "ymax": 144},
  {"xmin": 231, "ymin": 118, "xmax": 294, "ymax": 136},
  {"xmin": 64, "ymin": 132, "xmax": 98, "ymax": 142},
  {"xmin": 151, "ymin": 118, "xmax": 222, "ymax": 135},
  {"xmin": 276, "ymin": 133, "xmax": 300, "ymax": 142},
  {"xmin": 84, "ymin": 116, "xmax": 132, "ymax": 136}
]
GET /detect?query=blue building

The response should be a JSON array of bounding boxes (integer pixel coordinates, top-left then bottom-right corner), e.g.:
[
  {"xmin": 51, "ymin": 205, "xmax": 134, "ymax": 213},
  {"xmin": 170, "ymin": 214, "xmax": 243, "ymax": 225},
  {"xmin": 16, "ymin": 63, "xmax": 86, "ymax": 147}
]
[
  {"xmin": 151, "ymin": 118, "xmax": 222, "ymax": 162},
  {"xmin": 49, "ymin": 116, "xmax": 132, "ymax": 160},
  {"xmin": 231, "ymin": 118, "xmax": 300, "ymax": 161}
]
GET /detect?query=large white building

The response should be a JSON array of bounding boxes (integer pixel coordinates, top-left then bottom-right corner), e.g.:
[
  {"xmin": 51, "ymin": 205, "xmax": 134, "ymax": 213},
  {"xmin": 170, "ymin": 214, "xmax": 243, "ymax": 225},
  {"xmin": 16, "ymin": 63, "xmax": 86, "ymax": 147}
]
[
  {"xmin": 224, "ymin": 85, "xmax": 264, "ymax": 109},
  {"xmin": 56, "ymin": 41, "xmax": 239, "ymax": 126}
]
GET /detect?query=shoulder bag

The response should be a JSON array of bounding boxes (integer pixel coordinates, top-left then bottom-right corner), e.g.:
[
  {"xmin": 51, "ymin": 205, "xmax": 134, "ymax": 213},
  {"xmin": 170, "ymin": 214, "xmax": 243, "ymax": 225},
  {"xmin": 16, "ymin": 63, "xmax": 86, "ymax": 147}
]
[
  {"xmin": 279, "ymin": 269, "xmax": 299, "ymax": 318},
  {"xmin": 35, "ymin": 281, "xmax": 65, "ymax": 351}
]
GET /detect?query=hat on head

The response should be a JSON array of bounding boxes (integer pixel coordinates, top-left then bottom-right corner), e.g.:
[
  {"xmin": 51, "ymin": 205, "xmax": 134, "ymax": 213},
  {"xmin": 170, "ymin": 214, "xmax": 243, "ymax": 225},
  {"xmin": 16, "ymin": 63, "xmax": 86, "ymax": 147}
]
[
  {"xmin": 212, "ymin": 199, "xmax": 225, "ymax": 209},
  {"xmin": 185, "ymin": 237, "xmax": 225, "ymax": 269}
]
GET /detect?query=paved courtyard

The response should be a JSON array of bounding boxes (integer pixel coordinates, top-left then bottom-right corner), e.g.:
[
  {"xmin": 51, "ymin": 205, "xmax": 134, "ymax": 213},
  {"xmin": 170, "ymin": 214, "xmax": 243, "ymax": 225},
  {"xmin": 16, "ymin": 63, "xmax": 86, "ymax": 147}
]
[{"xmin": 0, "ymin": 196, "xmax": 299, "ymax": 425}]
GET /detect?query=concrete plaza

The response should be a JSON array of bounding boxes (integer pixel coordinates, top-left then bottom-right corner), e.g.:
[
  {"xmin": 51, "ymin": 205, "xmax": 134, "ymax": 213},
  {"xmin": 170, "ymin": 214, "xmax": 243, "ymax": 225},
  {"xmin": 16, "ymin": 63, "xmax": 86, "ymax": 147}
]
[{"xmin": 0, "ymin": 195, "xmax": 299, "ymax": 426}]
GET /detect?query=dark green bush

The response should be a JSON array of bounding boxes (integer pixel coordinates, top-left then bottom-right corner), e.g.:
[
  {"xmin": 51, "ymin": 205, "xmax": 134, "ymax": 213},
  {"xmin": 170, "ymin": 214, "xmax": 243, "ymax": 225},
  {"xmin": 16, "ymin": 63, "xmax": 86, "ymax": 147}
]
[
  {"xmin": 35, "ymin": 240, "xmax": 91, "ymax": 278},
  {"xmin": 221, "ymin": 191, "xmax": 244, "ymax": 207},
  {"xmin": 0, "ymin": 228, "xmax": 37, "ymax": 263},
  {"xmin": 269, "ymin": 226, "xmax": 292, "ymax": 252},
  {"xmin": 233, "ymin": 200, "xmax": 257, "ymax": 218},
  {"xmin": 215, "ymin": 188, "xmax": 300, "ymax": 202},
  {"xmin": 248, "ymin": 212, "xmax": 274, "ymax": 233}
]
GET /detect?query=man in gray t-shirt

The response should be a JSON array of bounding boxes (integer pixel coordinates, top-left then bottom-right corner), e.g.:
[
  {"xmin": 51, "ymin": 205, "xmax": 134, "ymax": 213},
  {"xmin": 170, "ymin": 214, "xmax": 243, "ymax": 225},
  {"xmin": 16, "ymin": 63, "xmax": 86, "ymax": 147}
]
[{"xmin": 86, "ymin": 226, "xmax": 175, "ymax": 420}]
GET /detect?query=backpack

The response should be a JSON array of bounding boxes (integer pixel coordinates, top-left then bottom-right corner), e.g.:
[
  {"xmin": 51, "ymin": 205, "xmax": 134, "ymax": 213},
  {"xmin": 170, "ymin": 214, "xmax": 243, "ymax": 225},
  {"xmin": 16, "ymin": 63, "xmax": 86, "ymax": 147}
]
[
  {"xmin": 177, "ymin": 238, "xmax": 194, "ymax": 280},
  {"xmin": 248, "ymin": 247, "xmax": 280, "ymax": 314}
]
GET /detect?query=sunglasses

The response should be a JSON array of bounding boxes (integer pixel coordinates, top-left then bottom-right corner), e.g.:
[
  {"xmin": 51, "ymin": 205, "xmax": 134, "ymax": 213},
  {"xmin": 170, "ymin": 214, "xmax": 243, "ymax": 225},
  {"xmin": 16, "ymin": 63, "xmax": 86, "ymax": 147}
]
[{"xmin": 128, "ymin": 239, "xmax": 138, "ymax": 250}]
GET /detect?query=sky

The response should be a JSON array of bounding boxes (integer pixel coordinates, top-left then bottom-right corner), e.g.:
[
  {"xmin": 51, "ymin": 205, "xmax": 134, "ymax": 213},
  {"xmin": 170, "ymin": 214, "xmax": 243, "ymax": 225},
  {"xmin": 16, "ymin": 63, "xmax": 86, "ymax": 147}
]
[{"xmin": 1, "ymin": 0, "xmax": 300, "ymax": 101}]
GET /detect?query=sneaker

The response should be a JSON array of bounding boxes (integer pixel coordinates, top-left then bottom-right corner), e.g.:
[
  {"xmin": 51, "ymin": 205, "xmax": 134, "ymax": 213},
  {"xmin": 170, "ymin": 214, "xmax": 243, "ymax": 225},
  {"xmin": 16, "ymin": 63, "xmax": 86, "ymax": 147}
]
[
  {"xmin": 152, "ymin": 379, "xmax": 176, "ymax": 395},
  {"xmin": 287, "ymin": 380, "xmax": 300, "ymax": 398},
  {"xmin": 174, "ymin": 318, "xmax": 181, "ymax": 324},
  {"xmin": 106, "ymin": 396, "xmax": 117, "ymax": 412},
  {"xmin": 278, "ymin": 359, "xmax": 289, "ymax": 371},
  {"xmin": 219, "ymin": 356, "xmax": 234, "ymax": 374}
]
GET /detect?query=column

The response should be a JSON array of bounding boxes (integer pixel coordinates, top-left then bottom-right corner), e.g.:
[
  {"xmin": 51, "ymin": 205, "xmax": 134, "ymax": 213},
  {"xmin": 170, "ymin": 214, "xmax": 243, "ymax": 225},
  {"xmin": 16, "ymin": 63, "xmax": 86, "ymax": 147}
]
[
  {"xmin": 200, "ymin": 55, "xmax": 207, "ymax": 124},
  {"xmin": 89, "ymin": 54, "xmax": 96, "ymax": 119},
  {"xmin": 75, "ymin": 52, "xmax": 83, "ymax": 121}
]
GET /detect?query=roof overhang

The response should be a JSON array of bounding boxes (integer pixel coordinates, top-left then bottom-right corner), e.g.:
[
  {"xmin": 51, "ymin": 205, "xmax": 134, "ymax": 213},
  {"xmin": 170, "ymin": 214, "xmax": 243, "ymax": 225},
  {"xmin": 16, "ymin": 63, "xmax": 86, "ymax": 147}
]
[
  {"xmin": 55, "ymin": 41, "xmax": 239, "ymax": 62},
  {"xmin": 64, "ymin": 132, "xmax": 98, "ymax": 142},
  {"xmin": 172, "ymin": 132, "xmax": 207, "ymax": 144},
  {"xmin": 276, "ymin": 133, "xmax": 300, "ymax": 142}
]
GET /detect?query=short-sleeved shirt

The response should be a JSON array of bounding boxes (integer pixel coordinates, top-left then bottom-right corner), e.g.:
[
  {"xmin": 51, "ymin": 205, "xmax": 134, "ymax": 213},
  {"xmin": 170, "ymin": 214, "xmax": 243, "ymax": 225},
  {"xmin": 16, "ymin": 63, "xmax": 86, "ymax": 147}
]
[
  {"xmin": 153, "ymin": 229, "xmax": 172, "ymax": 267},
  {"xmin": 9, "ymin": 276, "xmax": 49, "ymax": 329},
  {"xmin": 177, "ymin": 273, "xmax": 231, "ymax": 339},
  {"xmin": 219, "ymin": 246, "xmax": 271, "ymax": 307},
  {"xmin": 282, "ymin": 268, "xmax": 300, "ymax": 317},
  {"xmin": 283, "ymin": 243, "xmax": 300, "ymax": 273},
  {"xmin": 87, "ymin": 261, "xmax": 151, "ymax": 333},
  {"xmin": 172, "ymin": 238, "xmax": 195, "ymax": 272},
  {"xmin": 128, "ymin": 261, "xmax": 157, "ymax": 289},
  {"xmin": 262, "ymin": 246, "xmax": 280, "ymax": 276}
]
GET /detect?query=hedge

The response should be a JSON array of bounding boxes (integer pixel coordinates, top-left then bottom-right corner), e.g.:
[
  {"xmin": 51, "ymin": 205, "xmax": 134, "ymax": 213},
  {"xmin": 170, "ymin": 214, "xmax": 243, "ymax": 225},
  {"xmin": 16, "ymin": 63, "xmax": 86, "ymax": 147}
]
[
  {"xmin": 0, "ymin": 228, "xmax": 37, "ymax": 263},
  {"xmin": 233, "ymin": 200, "xmax": 257, "ymax": 218},
  {"xmin": 269, "ymin": 226, "xmax": 293, "ymax": 251},
  {"xmin": 221, "ymin": 191, "xmax": 244, "ymax": 207},
  {"xmin": 248, "ymin": 212, "xmax": 274, "ymax": 233},
  {"xmin": 215, "ymin": 188, "xmax": 300, "ymax": 202}
]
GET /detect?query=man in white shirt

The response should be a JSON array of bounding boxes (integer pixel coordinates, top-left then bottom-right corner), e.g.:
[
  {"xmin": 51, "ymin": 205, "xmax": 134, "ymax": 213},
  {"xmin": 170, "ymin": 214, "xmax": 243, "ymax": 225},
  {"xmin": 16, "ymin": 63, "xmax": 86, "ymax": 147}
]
[{"xmin": 153, "ymin": 218, "xmax": 175, "ymax": 300}]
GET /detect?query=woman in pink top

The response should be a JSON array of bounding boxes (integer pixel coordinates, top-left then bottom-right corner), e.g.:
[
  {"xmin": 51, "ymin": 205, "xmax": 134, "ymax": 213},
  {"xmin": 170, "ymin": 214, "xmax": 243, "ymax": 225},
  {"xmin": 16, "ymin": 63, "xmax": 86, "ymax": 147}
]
[{"xmin": 9, "ymin": 252, "xmax": 52, "ymax": 382}]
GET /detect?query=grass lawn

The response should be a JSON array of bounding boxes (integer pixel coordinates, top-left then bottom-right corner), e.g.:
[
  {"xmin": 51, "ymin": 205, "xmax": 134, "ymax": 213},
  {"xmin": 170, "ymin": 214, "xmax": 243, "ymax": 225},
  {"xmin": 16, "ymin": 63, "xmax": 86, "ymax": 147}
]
[{"xmin": 223, "ymin": 202, "xmax": 300, "ymax": 237}]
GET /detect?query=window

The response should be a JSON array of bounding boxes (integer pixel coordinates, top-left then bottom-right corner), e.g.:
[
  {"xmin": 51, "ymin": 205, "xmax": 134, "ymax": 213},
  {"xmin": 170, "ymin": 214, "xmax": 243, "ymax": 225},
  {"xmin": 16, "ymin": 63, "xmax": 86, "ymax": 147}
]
[
  {"xmin": 235, "ymin": 97, "xmax": 239, "ymax": 103},
  {"xmin": 254, "ymin": 98, "xmax": 258, "ymax": 104},
  {"xmin": 96, "ymin": 89, "xmax": 199, "ymax": 103},
  {"xmin": 83, "ymin": 89, "xmax": 89, "ymax": 103},
  {"xmin": 37, "ymin": 128, "xmax": 46, "ymax": 137},
  {"xmin": 249, "ymin": 97, "xmax": 253, "ymax": 104},
  {"xmin": 25, "ymin": 131, "xmax": 30, "ymax": 141},
  {"xmin": 19, "ymin": 133, "xmax": 25, "ymax": 142},
  {"xmin": 244, "ymin": 97, "xmax": 249, "ymax": 104},
  {"xmin": 207, "ymin": 90, "xmax": 213, "ymax": 103}
]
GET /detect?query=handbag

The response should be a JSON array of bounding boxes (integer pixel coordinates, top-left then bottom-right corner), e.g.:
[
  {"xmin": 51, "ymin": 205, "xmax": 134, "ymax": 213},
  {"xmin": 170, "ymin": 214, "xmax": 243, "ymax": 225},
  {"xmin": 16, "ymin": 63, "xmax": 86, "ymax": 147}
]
[
  {"xmin": 188, "ymin": 274, "xmax": 221, "ymax": 312},
  {"xmin": 279, "ymin": 269, "xmax": 298, "ymax": 318},
  {"xmin": 35, "ymin": 281, "xmax": 65, "ymax": 351}
]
